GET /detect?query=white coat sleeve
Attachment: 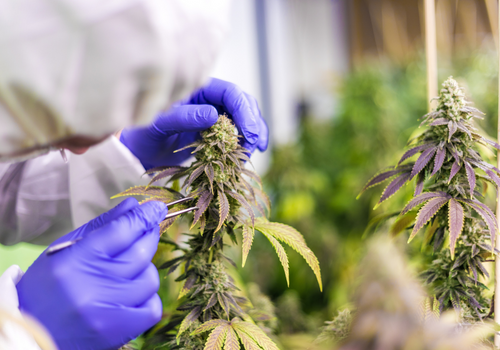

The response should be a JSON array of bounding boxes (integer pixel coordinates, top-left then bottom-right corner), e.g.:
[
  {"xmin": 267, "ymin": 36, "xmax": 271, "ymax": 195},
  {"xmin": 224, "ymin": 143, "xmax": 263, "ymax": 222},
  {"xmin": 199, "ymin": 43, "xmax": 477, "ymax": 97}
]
[
  {"xmin": 0, "ymin": 266, "xmax": 46, "ymax": 350},
  {"xmin": 0, "ymin": 137, "xmax": 149, "ymax": 245}
]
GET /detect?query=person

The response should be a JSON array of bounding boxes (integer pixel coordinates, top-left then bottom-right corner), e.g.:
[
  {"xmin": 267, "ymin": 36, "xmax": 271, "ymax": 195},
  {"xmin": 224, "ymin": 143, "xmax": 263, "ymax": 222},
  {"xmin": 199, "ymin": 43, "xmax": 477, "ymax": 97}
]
[{"xmin": 0, "ymin": 1, "xmax": 268, "ymax": 349}]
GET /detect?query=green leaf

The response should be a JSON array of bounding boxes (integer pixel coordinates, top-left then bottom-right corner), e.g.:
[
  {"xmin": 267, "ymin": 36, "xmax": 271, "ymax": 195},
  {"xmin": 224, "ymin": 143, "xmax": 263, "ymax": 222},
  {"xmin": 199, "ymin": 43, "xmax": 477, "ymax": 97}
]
[
  {"xmin": 233, "ymin": 322, "xmax": 279, "ymax": 350},
  {"xmin": 390, "ymin": 212, "xmax": 416, "ymax": 237},
  {"xmin": 234, "ymin": 328, "xmax": 262, "ymax": 350},
  {"xmin": 111, "ymin": 186, "xmax": 179, "ymax": 200},
  {"xmin": 241, "ymin": 224, "xmax": 255, "ymax": 267},
  {"xmin": 254, "ymin": 218, "xmax": 322, "ymax": 291},
  {"xmin": 224, "ymin": 327, "xmax": 240, "ymax": 350},
  {"xmin": 204, "ymin": 324, "xmax": 229, "ymax": 350},
  {"xmin": 191, "ymin": 319, "xmax": 227, "ymax": 336},
  {"xmin": 261, "ymin": 231, "xmax": 290, "ymax": 286},
  {"xmin": 216, "ymin": 190, "xmax": 230, "ymax": 233},
  {"xmin": 177, "ymin": 306, "xmax": 202, "ymax": 339}
]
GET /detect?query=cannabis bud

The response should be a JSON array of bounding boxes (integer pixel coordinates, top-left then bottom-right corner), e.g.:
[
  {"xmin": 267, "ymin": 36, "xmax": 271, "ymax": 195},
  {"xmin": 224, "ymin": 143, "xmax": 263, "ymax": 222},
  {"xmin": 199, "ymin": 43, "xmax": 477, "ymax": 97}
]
[{"xmin": 114, "ymin": 114, "xmax": 321, "ymax": 349}]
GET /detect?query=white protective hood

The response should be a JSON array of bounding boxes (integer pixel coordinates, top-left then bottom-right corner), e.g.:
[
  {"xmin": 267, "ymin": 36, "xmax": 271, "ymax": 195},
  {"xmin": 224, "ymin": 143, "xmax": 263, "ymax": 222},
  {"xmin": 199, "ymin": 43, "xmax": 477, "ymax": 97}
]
[{"xmin": 0, "ymin": 0, "xmax": 230, "ymax": 161}]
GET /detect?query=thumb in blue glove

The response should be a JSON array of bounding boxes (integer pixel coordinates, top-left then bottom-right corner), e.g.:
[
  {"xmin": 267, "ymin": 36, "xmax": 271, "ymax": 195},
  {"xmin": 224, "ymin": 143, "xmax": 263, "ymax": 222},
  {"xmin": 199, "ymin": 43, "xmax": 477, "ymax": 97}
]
[{"xmin": 17, "ymin": 198, "xmax": 168, "ymax": 350}]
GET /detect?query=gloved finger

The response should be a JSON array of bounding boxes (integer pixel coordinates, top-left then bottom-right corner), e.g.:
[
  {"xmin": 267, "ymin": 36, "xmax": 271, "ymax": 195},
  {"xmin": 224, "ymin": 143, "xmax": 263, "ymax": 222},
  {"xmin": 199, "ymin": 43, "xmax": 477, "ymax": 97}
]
[
  {"xmin": 103, "ymin": 227, "xmax": 160, "ymax": 279},
  {"xmin": 101, "ymin": 263, "xmax": 159, "ymax": 307},
  {"xmin": 190, "ymin": 78, "xmax": 259, "ymax": 145},
  {"xmin": 49, "ymin": 198, "xmax": 140, "ymax": 246},
  {"xmin": 244, "ymin": 92, "xmax": 269, "ymax": 152},
  {"xmin": 81, "ymin": 198, "xmax": 139, "ymax": 236},
  {"xmin": 80, "ymin": 202, "xmax": 167, "ymax": 257},
  {"xmin": 153, "ymin": 104, "xmax": 218, "ymax": 136}
]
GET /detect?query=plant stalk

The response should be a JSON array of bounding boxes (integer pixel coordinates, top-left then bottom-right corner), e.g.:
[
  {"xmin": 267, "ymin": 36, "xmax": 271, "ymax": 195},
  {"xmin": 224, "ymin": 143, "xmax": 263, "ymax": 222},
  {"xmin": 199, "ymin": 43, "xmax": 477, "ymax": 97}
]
[
  {"xmin": 425, "ymin": 0, "xmax": 437, "ymax": 112},
  {"xmin": 496, "ymin": 1, "xmax": 500, "ymax": 346}
]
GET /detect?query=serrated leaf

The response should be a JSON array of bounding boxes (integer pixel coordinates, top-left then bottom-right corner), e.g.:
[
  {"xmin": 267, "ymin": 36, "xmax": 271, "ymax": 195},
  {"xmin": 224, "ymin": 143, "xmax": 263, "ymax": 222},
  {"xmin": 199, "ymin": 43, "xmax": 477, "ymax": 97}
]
[
  {"xmin": 401, "ymin": 192, "xmax": 448, "ymax": 215},
  {"xmin": 414, "ymin": 171, "xmax": 425, "ymax": 196},
  {"xmin": 241, "ymin": 224, "xmax": 254, "ymax": 267},
  {"xmin": 233, "ymin": 322, "xmax": 279, "ymax": 350},
  {"xmin": 398, "ymin": 144, "xmax": 435, "ymax": 165},
  {"xmin": 448, "ymin": 120, "xmax": 458, "ymax": 141},
  {"xmin": 204, "ymin": 294, "xmax": 218, "ymax": 311},
  {"xmin": 448, "ymin": 199, "xmax": 465, "ymax": 259},
  {"xmin": 410, "ymin": 147, "xmax": 437, "ymax": 179},
  {"xmin": 216, "ymin": 190, "xmax": 230, "ymax": 233},
  {"xmin": 461, "ymin": 200, "xmax": 497, "ymax": 247},
  {"xmin": 191, "ymin": 319, "xmax": 227, "ymax": 336},
  {"xmin": 183, "ymin": 164, "xmax": 205, "ymax": 189},
  {"xmin": 359, "ymin": 165, "xmax": 411, "ymax": 197},
  {"xmin": 261, "ymin": 231, "xmax": 289, "ymax": 286},
  {"xmin": 486, "ymin": 169, "xmax": 500, "ymax": 187},
  {"xmin": 464, "ymin": 161, "xmax": 476, "ymax": 197},
  {"xmin": 448, "ymin": 161, "xmax": 461, "ymax": 183},
  {"xmin": 178, "ymin": 279, "xmax": 191, "ymax": 300},
  {"xmin": 191, "ymin": 191, "xmax": 214, "ymax": 229},
  {"xmin": 429, "ymin": 118, "xmax": 449, "ymax": 126},
  {"xmin": 205, "ymin": 163, "xmax": 215, "ymax": 193},
  {"xmin": 408, "ymin": 197, "xmax": 450, "ymax": 243},
  {"xmin": 175, "ymin": 141, "xmax": 200, "ymax": 153},
  {"xmin": 148, "ymin": 167, "xmax": 186, "ymax": 186},
  {"xmin": 431, "ymin": 147, "xmax": 446, "ymax": 176},
  {"xmin": 177, "ymin": 306, "xmax": 202, "ymax": 339},
  {"xmin": 375, "ymin": 172, "xmax": 412, "ymax": 207},
  {"xmin": 217, "ymin": 293, "xmax": 230, "ymax": 319},
  {"xmin": 234, "ymin": 328, "xmax": 261, "ymax": 350},
  {"xmin": 226, "ymin": 191, "xmax": 255, "ymax": 227},
  {"xmin": 254, "ymin": 218, "xmax": 322, "ymax": 291},
  {"xmin": 224, "ymin": 327, "xmax": 240, "ymax": 350},
  {"xmin": 204, "ymin": 324, "xmax": 229, "ymax": 350},
  {"xmin": 254, "ymin": 187, "xmax": 271, "ymax": 213},
  {"xmin": 241, "ymin": 168, "xmax": 263, "ymax": 188},
  {"xmin": 111, "ymin": 186, "xmax": 179, "ymax": 200}
]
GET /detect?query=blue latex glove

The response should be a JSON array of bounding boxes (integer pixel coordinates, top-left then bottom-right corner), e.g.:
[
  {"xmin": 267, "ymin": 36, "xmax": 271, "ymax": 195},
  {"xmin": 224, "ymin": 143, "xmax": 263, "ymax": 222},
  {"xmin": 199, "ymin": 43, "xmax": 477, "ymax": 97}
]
[
  {"xmin": 17, "ymin": 198, "xmax": 167, "ymax": 350},
  {"xmin": 120, "ymin": 78, "xmax": 269, "ymax": 169}
]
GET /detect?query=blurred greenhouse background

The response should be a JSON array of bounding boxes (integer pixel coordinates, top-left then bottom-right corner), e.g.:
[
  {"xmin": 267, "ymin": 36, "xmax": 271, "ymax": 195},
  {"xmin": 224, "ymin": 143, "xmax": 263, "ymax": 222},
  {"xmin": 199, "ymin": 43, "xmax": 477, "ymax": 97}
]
[{"xmin": 3, "ymin": 0, "xmax": 500, "ymax": 348}]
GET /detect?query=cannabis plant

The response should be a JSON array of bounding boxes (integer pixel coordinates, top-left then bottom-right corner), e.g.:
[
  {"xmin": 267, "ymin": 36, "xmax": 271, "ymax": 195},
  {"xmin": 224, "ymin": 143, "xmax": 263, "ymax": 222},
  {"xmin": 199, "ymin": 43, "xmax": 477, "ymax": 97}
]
[
  {"xmin": 114, "ymin": 114, "xmax": 322, "ymax": 349},
  {"xmin": 360, "ymin": 77, "xmax": 499, "ymax": 319}
]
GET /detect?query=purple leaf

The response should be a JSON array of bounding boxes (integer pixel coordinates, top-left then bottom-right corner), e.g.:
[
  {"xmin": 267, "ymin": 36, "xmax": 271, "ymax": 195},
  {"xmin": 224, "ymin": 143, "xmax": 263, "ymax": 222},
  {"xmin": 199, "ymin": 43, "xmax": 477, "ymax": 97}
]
[
  {"xmin": 462, "ymin": 200, "xmax": 497, "ymax": 247},
  {"xmin": 205, "ymin": 163, "xmax": 214, "ymax": 192},
  {"xmin": 183, "ymin": 164, "xmax": 205, "ymax": 189},
  {"xmin": 191, "ymin": 190, "xmax": 214, "ymax": 228},
  {"xmin": 398, "ymin": 143, "xmax": 435, "ymax": 165},
  {"xmin": 448, "ymin": 161, "xmax": 461, "ymax": 183},
  {"xmin": 148, "ymin": 167, "xmax": 186, "ymax": 185},
  {"xmin": 359, "ymin": 168, "xmax": 406, "ymax": 197},
  {"xmin": 376, "ymin": 172, "xmax": 412, "ymax": 207},
  {"xmin": 215, "ymin": 190, "xmax": 229, "ymax": 233},
  {"xmin": 410, "ymin": 147, "xmax": 437, "ymax": 179},
  {"xmin": 429, "ymin": 118, "xmax": 449, "ymax": 126},
  {"xmin": 464, "ymin": 161, "xmax": 476, "ymax": 197},
  {"xmin": 401, "ymin": 192, "xmax": 449, "ymax": 216},
  {"xmin": 225, "ymin": 190, "xmax": 255, "ymax": 227},
  {"xmin": 481, "ymin": 137, "xmax": 500, "ymax": 150},
  {"xmin": 448, "ymin": 199, "xmax": 465, "ymax": 258},
  {"xmin": 471, "ymin": 199, "xmax": 498, "ymax": 230},
  {"xmin": 456, "ymin": 122, "xmax": 472, "ymax": 139},
  {"xmin": 415, "ymin": 171, "xmax": 425, "ymax": 196},
  {"xmin": 431, "ymin": 147, "xmax": 446, "ymax": 176},
  {"xmin": 408, "ymin": 197, "xmax": 450, "ymax": 242},
  {"xmin": 486, "ymin": 169, "xmax": 500, "ymax": 188},
  {"xmin": 448, "ymin": 121, "xmax": 458, "ymax": 142}
]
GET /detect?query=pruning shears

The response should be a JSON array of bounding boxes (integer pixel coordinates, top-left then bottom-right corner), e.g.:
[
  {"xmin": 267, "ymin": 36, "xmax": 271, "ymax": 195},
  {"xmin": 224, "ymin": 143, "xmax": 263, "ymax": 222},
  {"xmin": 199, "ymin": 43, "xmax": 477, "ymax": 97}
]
[{"xmin": 46, "ymin": 197, "xmax": 197, "ymax": 255}]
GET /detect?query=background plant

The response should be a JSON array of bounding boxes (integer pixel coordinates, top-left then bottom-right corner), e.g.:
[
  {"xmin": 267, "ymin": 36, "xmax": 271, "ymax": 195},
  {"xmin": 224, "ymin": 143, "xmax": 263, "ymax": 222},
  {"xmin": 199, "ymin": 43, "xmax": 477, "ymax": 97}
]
[{"xmin": 114, "ymin": 115, "xmax": 321, "ymax": 349}]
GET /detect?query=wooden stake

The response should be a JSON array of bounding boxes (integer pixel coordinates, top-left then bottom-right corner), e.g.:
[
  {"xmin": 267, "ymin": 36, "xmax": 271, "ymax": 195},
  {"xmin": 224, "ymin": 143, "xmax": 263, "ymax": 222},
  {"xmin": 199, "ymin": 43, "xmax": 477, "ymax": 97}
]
[
  {"xmin": 425, "ymin": 0, "xmax": 437, "ymax": 112},
  {"xmin": 495, "ymin": 1, "xmax": 500, "ymax": 346}
]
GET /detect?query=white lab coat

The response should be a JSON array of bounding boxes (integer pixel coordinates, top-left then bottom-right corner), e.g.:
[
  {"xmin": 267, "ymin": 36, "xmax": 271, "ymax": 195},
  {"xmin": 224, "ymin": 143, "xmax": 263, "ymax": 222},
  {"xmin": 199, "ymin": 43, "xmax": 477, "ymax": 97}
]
[{"xmin": 0, "ymin": 0, "xmax": 231, "ymax": 347}]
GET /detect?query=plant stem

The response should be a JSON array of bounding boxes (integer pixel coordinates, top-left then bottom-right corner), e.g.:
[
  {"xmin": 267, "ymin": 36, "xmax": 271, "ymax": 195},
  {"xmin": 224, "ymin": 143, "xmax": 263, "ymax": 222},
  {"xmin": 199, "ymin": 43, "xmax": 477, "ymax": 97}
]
[
  {"xmin": 425, "ymin": 0, "xmax": 437, "ymax": 112},
  {"xmin": 495, "ymin": 2, "xmax": 500, "ymax": 345}
]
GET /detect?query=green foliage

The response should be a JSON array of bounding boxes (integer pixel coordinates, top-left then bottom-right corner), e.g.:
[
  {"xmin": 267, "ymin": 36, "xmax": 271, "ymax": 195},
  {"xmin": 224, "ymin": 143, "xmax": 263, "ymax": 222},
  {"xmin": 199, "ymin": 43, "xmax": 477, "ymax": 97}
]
[
  {"xmin": 114, "ymin": 115, "xmax": 321, "ymax": 349},
  {"xmin": 361, "ymin": 77, "xmax": 499, "ymax": 319}
]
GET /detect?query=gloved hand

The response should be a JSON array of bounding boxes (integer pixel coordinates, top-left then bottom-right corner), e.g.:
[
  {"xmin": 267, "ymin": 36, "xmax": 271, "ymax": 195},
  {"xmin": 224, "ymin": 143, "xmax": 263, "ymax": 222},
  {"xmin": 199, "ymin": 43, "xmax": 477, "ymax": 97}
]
[
  {"xmin": 120, "ymin": 78, "xmax": 269, "ymax": 169},
  {"xmin": 16, "ymin": 198, "xmax": 167, "ymax": 350}
]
